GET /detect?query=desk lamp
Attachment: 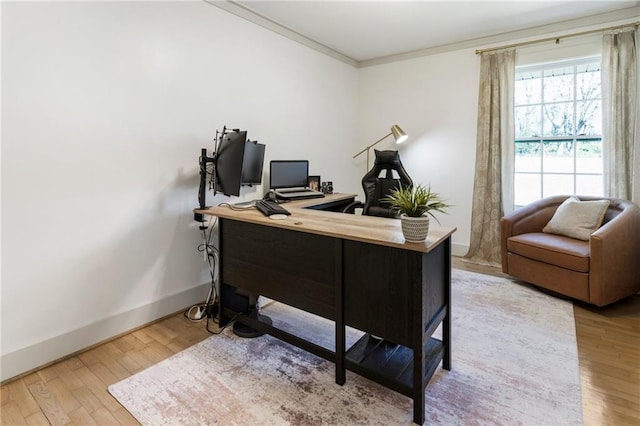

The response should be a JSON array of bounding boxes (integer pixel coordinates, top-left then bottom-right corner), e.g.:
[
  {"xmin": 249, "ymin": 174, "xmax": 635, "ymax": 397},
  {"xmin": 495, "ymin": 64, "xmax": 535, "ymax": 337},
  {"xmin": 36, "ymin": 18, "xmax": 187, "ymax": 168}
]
[{"xmin": 353, "ymin": 124, "xmax": 408, "ymax": 169}]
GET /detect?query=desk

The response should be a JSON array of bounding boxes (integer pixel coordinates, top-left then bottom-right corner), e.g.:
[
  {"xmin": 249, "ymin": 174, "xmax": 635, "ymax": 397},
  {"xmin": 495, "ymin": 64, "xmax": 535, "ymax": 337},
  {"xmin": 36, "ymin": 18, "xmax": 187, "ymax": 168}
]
[{"xmin": 196, "ymin": 193, "xmax": 456, "ymax": 424}]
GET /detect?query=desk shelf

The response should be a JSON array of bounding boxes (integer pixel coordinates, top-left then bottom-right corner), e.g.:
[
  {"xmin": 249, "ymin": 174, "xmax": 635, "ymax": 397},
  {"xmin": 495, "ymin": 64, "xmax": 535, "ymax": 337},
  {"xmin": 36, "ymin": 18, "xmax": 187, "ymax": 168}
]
[{"xmin": 345, "ymin": 334, "xmax": 444, "ymax": 398}]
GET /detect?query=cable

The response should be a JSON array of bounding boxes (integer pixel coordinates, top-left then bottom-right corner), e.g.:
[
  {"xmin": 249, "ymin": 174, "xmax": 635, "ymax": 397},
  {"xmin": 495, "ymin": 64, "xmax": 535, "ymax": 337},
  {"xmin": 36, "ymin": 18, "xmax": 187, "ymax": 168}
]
[
  {"xmin": 203, "ymin": 217, "xmax": 219, "ymax": 313},
  {"xmin": 189, "ymin": 212, "xmax": 260, "ymax": 335},
  {"xmin": 189, "ymin": 196, "xmax": 252, "ymax": 334},
  {"xmin": 183, "ymin": 304, "xmax": 208, "ymax": 322},
  {"xmin": 206, "ymin": 311, "xmax": 242, "ymax": 335},
  {"xmin": 188, "ymin": 216, "xmax": 220, "ymax": 323},
  {"xmin": 217, "ymin": 202, "xmax": 258, "ymax": 211}
]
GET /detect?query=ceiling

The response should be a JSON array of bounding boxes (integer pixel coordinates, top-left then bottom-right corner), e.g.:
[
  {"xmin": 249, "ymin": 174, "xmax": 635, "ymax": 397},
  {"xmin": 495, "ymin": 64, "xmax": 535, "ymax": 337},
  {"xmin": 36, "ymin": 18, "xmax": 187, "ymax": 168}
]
[{"xmin": 217, "ymin": 1, "xmax": 639, "ymax": 66}]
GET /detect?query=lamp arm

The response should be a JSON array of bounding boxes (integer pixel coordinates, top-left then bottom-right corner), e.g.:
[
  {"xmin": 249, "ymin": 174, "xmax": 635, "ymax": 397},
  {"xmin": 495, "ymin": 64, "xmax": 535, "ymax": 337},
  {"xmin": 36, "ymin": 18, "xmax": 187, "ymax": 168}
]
[{"xmin": 353, "ymin": 132, "xmax": 392, "ymax": 159}]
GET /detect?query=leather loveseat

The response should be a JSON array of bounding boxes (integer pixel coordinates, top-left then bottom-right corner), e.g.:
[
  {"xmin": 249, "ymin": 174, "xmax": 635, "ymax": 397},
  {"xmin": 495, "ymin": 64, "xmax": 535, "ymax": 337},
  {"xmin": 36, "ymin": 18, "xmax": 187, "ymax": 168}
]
[{"xmin": 500, "ymin": 195, "xmax": 640, "ymax": 306}]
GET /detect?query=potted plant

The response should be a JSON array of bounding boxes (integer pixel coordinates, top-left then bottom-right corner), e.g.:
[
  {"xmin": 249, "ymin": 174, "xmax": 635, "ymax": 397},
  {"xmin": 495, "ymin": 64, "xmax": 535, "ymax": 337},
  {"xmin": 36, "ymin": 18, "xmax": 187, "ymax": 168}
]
[{"xmin": 384, "ymin": 184, "xmax": 449, "ymax": 243}]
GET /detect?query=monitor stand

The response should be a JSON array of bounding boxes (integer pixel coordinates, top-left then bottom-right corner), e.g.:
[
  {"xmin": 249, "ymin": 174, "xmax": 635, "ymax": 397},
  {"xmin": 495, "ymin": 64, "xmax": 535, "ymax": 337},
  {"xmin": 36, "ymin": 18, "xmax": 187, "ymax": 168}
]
[
  {"xmin": 232, "ymin": 293, "xmax": 272, "ymax": 338},
  {"xmin": 232, "ymin": 309, "xmax": 273, "ymax": 338}
]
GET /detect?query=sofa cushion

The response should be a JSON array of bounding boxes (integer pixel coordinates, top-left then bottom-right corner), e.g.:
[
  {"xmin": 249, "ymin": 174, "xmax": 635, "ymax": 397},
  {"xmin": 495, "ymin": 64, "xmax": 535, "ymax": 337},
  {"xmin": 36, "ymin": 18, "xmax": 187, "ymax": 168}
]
[
  {"xmin": 542, "ymin": 195, "xmax": 609, "ymax": 240},
  {"xmin": 507, "ymin": 232, "xmax": 590, "ymax": 272}
]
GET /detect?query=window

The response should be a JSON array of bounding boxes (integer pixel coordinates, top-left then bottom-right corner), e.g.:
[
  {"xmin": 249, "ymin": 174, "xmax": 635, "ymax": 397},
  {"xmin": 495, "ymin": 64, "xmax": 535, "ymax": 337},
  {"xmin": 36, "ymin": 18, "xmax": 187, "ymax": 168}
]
[{"xmin": 514, "ymin": 58, "xmax": 603, "ymax": 207}]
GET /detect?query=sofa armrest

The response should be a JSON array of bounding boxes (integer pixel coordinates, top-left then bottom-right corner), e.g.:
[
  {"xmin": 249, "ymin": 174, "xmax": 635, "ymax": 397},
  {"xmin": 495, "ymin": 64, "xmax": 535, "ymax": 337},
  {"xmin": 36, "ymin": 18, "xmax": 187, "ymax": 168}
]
[
  {"xmin": 589, "ymin": 202, "xmax": 640, "ymax": 306},
  {"xmin": 500, "ymin": 195, "xmax": 568, "ymax": 273}
]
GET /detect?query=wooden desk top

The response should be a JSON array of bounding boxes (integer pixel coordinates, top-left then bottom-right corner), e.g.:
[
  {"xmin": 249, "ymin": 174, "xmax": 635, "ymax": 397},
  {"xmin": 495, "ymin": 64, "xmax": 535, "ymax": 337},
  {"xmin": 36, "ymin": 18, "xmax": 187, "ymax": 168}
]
[{"xmin": 195, "ymin": 193, "xmax": 456, "ymax": 253}]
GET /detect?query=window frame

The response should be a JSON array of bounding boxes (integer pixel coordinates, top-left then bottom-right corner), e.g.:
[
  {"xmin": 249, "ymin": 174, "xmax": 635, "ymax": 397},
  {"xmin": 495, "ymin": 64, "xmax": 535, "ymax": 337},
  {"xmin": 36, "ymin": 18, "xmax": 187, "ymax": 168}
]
[{"xmin": 513, "ymin": 57, "xmax": 603, "ymax": 208}]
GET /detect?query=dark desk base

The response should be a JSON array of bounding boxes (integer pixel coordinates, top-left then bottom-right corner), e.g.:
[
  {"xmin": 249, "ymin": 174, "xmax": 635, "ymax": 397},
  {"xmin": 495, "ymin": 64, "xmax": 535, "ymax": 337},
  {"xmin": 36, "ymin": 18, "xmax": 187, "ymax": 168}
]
[{"xmin": 219, "ymin": 219, "xmax": 451, "ymax": 425}]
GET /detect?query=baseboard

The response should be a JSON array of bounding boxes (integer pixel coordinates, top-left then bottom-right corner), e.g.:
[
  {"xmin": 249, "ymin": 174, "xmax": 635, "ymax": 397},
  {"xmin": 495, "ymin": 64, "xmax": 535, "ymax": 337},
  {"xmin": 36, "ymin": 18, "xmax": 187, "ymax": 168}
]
[
  {"xmin": 451, "ymin": 242, "xmax": 468, "ymax": 257},
  {"xmin": 0, "ymin": 283, "xmax": 209, "ymax": 383}
]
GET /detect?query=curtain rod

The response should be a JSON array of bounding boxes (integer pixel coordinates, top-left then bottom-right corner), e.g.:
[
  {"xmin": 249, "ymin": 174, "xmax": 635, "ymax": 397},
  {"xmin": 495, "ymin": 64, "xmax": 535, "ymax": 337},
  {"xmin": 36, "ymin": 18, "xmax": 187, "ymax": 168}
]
[{"xmin": 475, "ymin": 21, "xmax": 639, "ymax": 55}]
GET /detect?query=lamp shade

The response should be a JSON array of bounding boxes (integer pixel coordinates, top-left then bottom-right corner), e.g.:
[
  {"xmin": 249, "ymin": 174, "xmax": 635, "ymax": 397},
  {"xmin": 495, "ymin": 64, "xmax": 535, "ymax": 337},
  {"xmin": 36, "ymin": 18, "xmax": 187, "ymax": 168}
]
[
  {"xmin": 391, "ymin": 125, "xmax": 408, "ymax": 144},
  {"xmin": 353, "ymin": 124, "xmax": 409, "ymax": 169}
]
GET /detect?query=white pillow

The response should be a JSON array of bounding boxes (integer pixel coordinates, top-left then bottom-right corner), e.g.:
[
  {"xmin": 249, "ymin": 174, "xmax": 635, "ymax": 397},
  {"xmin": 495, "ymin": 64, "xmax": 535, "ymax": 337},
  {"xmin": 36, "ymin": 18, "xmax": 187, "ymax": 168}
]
[{"xmin": 542, "ymin": 196, "xmax": 609, "ymax": 241}]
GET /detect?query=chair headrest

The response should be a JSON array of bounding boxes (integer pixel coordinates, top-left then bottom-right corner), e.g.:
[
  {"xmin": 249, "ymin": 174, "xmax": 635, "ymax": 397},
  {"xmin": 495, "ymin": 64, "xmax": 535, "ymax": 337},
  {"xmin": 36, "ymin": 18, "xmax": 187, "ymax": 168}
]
[{"xmin": 374, "ymin": 150, "xmax": 402, "ymax": 167}]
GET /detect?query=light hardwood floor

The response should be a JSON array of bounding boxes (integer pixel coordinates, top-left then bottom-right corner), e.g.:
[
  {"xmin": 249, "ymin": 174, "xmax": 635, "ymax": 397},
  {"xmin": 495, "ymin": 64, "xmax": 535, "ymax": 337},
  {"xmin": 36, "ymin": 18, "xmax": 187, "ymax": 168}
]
[{"xmin": 2, "ymin": 258, "xmax": 639, "ymax": 425}]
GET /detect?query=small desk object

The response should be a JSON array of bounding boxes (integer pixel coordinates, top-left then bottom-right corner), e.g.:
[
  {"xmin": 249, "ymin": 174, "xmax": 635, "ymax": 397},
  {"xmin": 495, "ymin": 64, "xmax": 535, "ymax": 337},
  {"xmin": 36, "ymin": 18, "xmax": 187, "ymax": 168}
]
[{"xmin": 195, "ymin": 193, "xmax": 456, "ymax": 424}]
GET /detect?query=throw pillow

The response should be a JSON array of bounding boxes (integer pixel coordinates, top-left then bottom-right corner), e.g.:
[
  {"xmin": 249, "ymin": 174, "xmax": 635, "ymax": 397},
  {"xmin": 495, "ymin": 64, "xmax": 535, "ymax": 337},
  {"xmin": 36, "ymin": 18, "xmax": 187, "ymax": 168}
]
[{"xmin": 542, "ymin": 196, "xmax": 609, "ymax": 241}]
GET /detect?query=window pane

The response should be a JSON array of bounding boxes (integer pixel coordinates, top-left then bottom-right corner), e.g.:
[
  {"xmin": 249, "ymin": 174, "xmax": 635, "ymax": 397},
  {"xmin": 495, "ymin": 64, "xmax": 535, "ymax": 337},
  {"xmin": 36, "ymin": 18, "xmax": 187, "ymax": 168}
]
[
  {"xmin": 543, "ymin": 102, "xmax": 574, "ymax": 136},
  {"xmin": 514, "ymin": 173, "xmax": 541, "ymax": 206},
  {"xmin": 513, "ymin": 58, "xmax": 602, "ymax": 209},
  {"xmin": 515, "ymin": 78, "xmax": 541, "ymax": 105},
  {"xmin": 515, "ymin": 141, "xmax": 542, "ymax": 172},
  {"xmin": 576, "ymin": 65, "xmax": 600, "ymax": 100},
  {"xmin": 543, "ymin": 174, "xmax": 574, "ymax": 197},
  {"xmin": 543, "ymin": 140, "xmax": 574, "ymax": 173},
  {"xmin": 576, "ymin": 100, "xmax": 601, "ymax": 135},
  {"xmin": 544, "ymin": 72, "xmax": 573, "ymax": 102},
  {"xmin": 515, "ymin": 105, "xmax": 541, "ymax": 137},
  {"xmin": 576, "ymin": 140, "xmax": 602, "ymax": 173},
  {"xmin": 576, "ymin": 175, "xmax": 603, "ymax": 196}
]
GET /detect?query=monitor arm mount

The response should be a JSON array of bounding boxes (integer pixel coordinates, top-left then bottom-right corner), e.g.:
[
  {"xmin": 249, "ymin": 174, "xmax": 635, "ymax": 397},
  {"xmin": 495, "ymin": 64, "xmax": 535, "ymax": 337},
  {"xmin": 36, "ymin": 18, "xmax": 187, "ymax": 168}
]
[{"xmin": 194, "ymin": 125, "xmax": 239, "ymax": 223}]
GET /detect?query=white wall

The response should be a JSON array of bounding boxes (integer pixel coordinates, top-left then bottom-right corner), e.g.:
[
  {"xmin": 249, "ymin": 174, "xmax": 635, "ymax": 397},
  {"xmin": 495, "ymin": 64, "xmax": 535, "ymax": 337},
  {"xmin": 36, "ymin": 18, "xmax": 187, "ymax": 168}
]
[
  {"xmin": 357, "ymin": 49, "xmax": 480, "ymax": 255},
  {"xmin": 356, "ymin": 19, "xmax": 632, "ymax": 255},
  {"xmin": 1, "ymin": 1, "xmax": 358, "ymax": 380}
]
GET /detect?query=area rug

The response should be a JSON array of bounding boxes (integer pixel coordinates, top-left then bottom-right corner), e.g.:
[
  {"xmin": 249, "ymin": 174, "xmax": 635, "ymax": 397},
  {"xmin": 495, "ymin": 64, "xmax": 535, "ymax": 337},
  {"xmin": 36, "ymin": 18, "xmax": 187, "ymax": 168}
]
[{"xmin": 109, "ymin": 269, "xmax": 582, "ymax": 425}]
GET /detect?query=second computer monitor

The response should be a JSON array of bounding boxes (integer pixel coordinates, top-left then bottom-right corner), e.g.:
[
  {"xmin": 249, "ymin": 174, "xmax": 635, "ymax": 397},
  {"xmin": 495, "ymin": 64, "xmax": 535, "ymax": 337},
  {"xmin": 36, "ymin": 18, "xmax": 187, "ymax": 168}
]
[
  {"xmin": 269, "ymin": 160, "xmax": 309, "ymax": 189},
  {"xmin": 241, "ymin": 141, "xmax": 266, "ymax": 186}
]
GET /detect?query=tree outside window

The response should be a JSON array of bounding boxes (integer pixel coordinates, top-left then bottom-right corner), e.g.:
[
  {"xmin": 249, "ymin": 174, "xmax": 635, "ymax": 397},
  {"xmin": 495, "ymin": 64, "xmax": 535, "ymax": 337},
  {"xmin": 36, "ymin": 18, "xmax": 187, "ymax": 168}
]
[{"xmin": 514, "ymin": 58, "xmax": 603, "ymax": 207}]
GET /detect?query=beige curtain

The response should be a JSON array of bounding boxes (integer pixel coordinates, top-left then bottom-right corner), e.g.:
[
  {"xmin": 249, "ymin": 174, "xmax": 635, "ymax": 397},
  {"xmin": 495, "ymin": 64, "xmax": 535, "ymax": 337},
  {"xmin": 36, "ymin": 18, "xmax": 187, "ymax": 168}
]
[
  {"xmin": 602, "ymin": 28, "xmax": 638, "ymax": 203},
  {"xmin": 464, "ymin": 49, "xmax": 515, "ymax": 266}
]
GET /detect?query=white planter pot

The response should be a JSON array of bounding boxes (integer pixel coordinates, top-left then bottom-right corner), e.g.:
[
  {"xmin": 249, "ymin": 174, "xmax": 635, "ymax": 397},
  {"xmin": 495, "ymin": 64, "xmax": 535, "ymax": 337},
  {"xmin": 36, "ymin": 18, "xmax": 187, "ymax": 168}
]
[{"xmin": 400, "ymin": 214, "xmax": 430, "ymax": 243}]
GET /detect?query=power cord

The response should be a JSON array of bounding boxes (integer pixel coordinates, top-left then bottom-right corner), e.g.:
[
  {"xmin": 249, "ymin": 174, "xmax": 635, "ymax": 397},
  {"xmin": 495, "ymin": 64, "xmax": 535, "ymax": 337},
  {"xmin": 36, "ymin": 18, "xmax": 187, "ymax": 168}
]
[
  {"xmin": 206, "ymin": 311, "xmax": 241, "ymax": 335},
  {"xmin": 184, "ymin": 304, "xmax": 208, "ymax": 322},
  {"xmin": 185, "ymin": 216, "xmax": 220, "ymax": 322},
  {"xmin": 187, "ymin": 207, "xmax": 250, "ymax": 334}
]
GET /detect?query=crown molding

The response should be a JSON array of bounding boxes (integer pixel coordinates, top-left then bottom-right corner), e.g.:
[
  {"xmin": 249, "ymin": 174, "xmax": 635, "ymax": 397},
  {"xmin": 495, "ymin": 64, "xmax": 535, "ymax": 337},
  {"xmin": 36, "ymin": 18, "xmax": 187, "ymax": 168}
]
[
  {"xmin": 359, "ymin": 5, "xmax": 640, "ymax": 68},
  {"xmin": 205, "ymin": 0, "xmax": 358, "ymax": 67},
  {"xmin": 206, "ymin": 1, "xmax": 640, "ymax": 69}
]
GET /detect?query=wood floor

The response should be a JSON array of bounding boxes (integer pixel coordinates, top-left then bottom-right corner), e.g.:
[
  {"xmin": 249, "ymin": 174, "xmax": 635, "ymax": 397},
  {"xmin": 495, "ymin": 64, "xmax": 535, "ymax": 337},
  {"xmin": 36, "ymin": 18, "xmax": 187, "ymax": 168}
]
[{"xmin": 1, "ymin": 259, "xmax": 639, "ymax": 425}]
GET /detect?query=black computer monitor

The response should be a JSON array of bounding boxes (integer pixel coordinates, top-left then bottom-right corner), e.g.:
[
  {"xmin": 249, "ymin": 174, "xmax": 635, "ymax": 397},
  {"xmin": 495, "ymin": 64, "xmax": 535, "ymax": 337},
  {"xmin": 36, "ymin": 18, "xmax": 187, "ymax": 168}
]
[
  {"xmin": 241, "ymin": 141, "xmax": 266, "ymax": 186},
  {"xmin": 215, "ymin": 130, "xmax": 247, "ymax": 196},
  {"xmin": 269, "ymin": 160, "xmax": 309, "ymax": 189}
]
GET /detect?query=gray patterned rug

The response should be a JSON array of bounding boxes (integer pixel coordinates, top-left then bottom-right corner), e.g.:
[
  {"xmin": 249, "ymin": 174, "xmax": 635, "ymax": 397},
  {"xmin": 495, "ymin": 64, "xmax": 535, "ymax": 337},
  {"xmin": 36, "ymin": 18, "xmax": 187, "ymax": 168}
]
[{"xmin": 109, "ymin": 269, "xmax": 582, "ymax": 425}]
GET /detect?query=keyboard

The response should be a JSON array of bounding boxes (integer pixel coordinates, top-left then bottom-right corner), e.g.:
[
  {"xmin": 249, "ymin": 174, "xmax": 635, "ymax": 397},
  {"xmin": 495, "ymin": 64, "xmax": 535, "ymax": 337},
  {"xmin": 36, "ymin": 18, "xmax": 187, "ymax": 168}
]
[{"xmin": 255, "ymin": 200, "xmax": 291, "ymax": 216}]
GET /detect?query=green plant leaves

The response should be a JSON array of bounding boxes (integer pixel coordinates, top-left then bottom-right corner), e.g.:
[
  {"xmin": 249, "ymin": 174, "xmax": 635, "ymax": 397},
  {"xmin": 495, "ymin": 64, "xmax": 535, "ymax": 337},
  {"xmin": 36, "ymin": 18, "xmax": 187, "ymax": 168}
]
[{"xmin": 383, "ymin": 184, "xmax": 449, "ymax": 221}]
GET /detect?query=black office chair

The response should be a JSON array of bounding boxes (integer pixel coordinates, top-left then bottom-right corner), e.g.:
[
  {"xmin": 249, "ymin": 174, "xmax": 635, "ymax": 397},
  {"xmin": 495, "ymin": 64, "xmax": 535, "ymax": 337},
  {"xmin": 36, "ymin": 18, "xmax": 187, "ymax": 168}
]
[{"xmin": 343, "ymin": 150, "xmax": 413, "ymax": 217}]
